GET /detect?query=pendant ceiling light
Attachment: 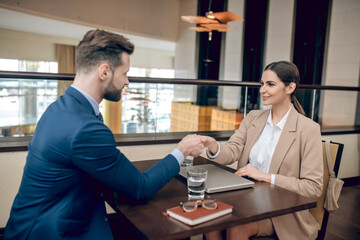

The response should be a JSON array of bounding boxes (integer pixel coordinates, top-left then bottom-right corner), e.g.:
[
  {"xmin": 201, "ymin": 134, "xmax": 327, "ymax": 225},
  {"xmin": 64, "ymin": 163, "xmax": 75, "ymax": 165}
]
[{"xmin": 181, "ymin": 0, "xmax": 244, "ymax": 41}]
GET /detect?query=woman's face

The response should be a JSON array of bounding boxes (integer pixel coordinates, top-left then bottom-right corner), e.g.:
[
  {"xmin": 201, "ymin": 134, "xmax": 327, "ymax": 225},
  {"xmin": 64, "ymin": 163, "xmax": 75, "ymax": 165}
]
[{"xmin": 260, "ymin": 70, "xmax": 293, "ymax": 106}]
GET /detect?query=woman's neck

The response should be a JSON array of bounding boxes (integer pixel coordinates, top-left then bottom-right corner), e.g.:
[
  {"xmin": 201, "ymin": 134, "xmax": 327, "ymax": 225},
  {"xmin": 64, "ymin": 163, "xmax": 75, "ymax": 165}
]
[{"xmin": 271, "ymin": 100, "xmax": 292, "ymax": 125}]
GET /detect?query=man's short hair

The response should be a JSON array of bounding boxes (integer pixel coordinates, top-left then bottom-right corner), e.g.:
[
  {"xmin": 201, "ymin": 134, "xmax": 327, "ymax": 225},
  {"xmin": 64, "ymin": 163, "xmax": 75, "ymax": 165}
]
[{"xmin": 76, "ymin": 29, "xmax": 134, "ymax": 72}]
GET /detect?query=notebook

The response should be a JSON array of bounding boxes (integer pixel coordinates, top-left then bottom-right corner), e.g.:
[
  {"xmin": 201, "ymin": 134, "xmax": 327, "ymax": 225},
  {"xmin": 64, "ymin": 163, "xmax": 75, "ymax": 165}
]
[
  {"xmin": 178, "ymin": 164, "xmax": 254, "ymax": 193},
  {"xmin": 166, "ymin": 201, "xmax": 233, "ymax": 226}
]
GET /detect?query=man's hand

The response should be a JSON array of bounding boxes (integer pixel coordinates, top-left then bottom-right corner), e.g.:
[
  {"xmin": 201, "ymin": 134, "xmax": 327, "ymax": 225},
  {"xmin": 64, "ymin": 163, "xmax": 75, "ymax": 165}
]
[
  {"xmin": 177, "ymin": 134, "xmax": 205, "ymax": 157},
  {"xmin": 234, "ymin": 164, "xmax": 271, "ymax": 183},
  {"xmin": 201, "ymin": 136, "xmax": 218, "ymax": 156}
]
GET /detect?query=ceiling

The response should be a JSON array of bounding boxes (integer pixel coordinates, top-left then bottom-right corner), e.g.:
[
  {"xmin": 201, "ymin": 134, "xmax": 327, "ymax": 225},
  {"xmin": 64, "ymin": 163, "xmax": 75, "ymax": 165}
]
[{"xmin": 0, "ymin": 7, "xmax": 176, "ymax": 52}]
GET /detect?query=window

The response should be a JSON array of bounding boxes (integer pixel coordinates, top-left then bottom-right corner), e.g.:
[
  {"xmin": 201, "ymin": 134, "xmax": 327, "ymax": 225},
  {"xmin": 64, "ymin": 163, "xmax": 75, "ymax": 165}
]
[
  {"xmin": 120, "ymin": 67, "xmax": 175, "ymax": 133},
  {"xmin": 0, "ymin": 59, "xmax": 58, "ymax": 136}
]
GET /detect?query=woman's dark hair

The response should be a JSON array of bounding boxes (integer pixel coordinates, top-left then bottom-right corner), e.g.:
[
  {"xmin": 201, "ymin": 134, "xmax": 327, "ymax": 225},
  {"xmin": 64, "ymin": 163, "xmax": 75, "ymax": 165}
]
[
  {"xmin": 76, "ymin": 29, "xmax": 134, "ymax": 72},
  {"xmin": 264, "ymin": 61, "xmax": 306, "ymax": 116}
]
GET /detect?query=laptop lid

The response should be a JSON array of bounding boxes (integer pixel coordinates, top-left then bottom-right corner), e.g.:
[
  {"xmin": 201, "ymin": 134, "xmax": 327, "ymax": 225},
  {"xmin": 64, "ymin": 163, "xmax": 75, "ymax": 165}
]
[{"xmin": 178, "ymin": 164, "xmax": 254, "ymax": 193}]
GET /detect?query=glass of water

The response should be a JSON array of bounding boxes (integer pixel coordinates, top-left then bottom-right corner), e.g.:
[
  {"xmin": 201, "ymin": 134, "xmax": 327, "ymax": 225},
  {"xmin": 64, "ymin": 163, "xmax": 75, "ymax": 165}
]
[
  {"xmin": 181, "ymin": 156, "xmax": 194, "ymax": 167},
  {"xmin": 187, "ymin": 168, "xmax": 208, "ymax": 200}
]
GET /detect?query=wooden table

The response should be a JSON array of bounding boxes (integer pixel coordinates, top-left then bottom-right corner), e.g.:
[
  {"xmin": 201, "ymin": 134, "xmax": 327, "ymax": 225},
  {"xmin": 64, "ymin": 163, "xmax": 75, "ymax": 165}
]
[{"xmin": 105, "ymin": 157, "xmax": 317, "ymax": 240}]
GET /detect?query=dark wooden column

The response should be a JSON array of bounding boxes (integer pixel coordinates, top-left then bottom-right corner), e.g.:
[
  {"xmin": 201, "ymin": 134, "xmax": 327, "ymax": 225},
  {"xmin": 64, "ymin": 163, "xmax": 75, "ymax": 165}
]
[
  {"xmin": 196, "ymin": 0, "xmax": 227, "ymax": 106},
  {"xmin": 356, "ymin": 72, "xmax": 360, "ymax": 126},
  {"xmin": 292, "ymin": 0, "xmax": 332, "ymax": 118},
  {"xmin": 241, "ymin": 0, "xmax": 268, "ymax": 112}
]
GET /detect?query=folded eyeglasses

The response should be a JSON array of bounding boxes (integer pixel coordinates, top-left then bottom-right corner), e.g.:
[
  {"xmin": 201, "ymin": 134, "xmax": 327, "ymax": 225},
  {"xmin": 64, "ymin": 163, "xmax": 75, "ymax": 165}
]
[{"xmin": 180, "ymin": 199, "xmax": 217, "ymax": 212}]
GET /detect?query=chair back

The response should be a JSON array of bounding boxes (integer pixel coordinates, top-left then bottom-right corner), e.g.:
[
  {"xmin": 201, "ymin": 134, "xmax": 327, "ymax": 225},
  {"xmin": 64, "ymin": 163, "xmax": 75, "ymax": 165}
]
[{"xmin": 309, "ymin": 140, "xmax": 343, "ymax": 240}]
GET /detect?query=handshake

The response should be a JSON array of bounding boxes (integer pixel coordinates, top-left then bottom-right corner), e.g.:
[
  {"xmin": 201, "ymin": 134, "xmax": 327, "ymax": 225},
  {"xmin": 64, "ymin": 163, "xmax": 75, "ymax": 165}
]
[{"xmin": 176, "ymin": 134, "xmax": 219, "ymax": 158}]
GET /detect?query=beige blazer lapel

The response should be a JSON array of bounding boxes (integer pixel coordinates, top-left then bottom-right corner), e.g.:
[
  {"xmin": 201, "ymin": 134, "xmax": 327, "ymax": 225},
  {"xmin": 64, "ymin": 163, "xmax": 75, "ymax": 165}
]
[
  {"xmin": 269, "ymin": 107, "xmax": 298, "ymax": 174},
  {"xmin": 237, "ymin": 110, "xmax": 269, "ymax": 169}
]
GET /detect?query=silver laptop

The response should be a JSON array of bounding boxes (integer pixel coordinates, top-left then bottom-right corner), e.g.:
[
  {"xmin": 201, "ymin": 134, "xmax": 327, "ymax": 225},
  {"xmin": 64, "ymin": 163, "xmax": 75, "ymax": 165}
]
[{"xmin": 178, "ymin": 164, "xmax": 254, "ymax": 193}]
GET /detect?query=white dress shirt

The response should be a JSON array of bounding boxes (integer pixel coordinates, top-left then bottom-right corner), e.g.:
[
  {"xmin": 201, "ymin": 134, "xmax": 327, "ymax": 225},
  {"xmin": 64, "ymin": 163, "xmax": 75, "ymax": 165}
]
[{"xmin": 249, "ymin": 105, "xmax": 292, "ymax": 184}]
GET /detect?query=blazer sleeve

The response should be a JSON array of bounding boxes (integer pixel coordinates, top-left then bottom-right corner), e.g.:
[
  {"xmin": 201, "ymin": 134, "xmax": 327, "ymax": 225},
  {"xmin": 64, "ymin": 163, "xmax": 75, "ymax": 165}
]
[
  {"xmin": 214, "ymin": 111, "xmax": 255, "ymax": 165},
  {"xmin": 70, "ymin": 120, "xmax": 180, "ymax": 201},
  {"xmin": 274, "ymin": 123, "xmax": 323, "ymax": 198}
]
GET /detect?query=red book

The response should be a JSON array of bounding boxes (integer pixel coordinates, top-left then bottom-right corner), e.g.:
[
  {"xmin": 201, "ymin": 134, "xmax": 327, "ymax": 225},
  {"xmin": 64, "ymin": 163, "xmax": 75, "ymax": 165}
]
[{"xmin": 166, "ymin": 201, "xmax": 233, "ymax": 226}]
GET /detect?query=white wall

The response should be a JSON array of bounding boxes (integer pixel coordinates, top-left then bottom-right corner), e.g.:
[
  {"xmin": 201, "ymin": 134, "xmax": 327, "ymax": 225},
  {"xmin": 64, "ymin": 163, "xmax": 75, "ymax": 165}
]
[
  {"xmin": 322, "ymin": 134, "xmax": 360, "ymax": 179},
  {"xmin": 218, "ymin": 0, "xmax": 245, "ymax": 110},
  {"xmin": 174, "ymin": 0, "xmax": 197, "ymax": 79},
  {"xmin": 220, "ymin": 0, "xmax": 245, "ymax": 82},
  {"xmin": 263, "ymin": 0, "xmax": 294, "ymax": 65},
  {"xmin": 0, "ymin": 28, "xmax": 175, "ymax": 70},
  {"xmin": 0, "ymin": 28, "xmax": 78, "ymax": 62},
  {"xmin": 0, "ymin": 0, "xmax": 180, "ymax": 41},
  {"xmin": 320, "ymin": 0, "xmax": 360, "ymax": 126},
  {"xmin": 0, "ymin": 151, "xmax": 27, "ymax": 228},
  {"xmin": 131, "ymin": 48, "xmax": 174, "ymax": 70},
  {"xmin": 173, "ymin": 0, "xmax": 198, "ymax": 102}
]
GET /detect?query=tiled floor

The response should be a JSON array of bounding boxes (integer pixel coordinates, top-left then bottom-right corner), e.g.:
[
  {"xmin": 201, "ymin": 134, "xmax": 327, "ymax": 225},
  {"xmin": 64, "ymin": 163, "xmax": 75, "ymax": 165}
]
[{"xmin": 325, "ymin": 185, "xmax": 360, "ymax": 239}]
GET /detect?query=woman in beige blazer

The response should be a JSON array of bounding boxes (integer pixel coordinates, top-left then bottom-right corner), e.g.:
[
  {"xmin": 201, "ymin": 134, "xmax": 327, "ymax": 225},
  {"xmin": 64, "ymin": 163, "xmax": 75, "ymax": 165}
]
[{"xmin": 204, "ymin": 61, "xmax": 323, "ymax": 240}]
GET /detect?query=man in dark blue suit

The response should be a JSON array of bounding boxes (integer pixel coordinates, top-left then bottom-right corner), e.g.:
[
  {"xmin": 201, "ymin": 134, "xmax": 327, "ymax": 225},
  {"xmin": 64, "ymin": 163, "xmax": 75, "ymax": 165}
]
[{"xmin": 4, "ymin": 29, "xmax": 205, "ymax": 240}]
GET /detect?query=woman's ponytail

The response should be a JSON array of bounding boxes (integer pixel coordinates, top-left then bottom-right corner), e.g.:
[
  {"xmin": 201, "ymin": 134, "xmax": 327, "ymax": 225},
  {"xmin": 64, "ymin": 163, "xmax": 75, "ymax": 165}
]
[{"xmin": 291, "ymin": 94, "xmax": 306, "ymax": 116}]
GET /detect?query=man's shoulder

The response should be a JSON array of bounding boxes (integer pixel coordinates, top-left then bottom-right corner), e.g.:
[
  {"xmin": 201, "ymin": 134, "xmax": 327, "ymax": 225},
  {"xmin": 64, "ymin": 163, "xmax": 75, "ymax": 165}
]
[
  {"xmin": 33, "ymin": 94, "xmax": 103, "ymax": 144},
  {"xmin": 39, "ymin": 94, "xmax": 90, "ymax": 125}
]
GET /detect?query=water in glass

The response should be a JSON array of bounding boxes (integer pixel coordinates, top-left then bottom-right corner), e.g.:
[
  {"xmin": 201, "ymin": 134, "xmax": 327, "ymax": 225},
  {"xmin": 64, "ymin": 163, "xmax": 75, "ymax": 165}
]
[{"xmin": 187, "ymin": 168, "xmax": 207, "ymax": 200}]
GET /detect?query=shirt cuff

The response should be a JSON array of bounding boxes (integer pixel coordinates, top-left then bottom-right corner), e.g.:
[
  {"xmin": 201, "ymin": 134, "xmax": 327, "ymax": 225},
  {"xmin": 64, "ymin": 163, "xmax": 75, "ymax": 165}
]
[
  {"xmin": 206, "ymin": 142, "xmax": 221, "ymax": 159},
  {"xmin": 170, "ymin": 148, "xmax": 185, "ymax": 166},
  {"xmin": 271, "ymin": 174, "xmax": 276, "ymax": 185}
]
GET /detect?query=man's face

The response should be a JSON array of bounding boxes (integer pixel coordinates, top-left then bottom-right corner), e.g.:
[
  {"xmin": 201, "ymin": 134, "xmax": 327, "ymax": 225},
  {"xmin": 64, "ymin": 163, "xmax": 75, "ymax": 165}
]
[{"xmin": 103, "ymin": 52, "xmax": 130, "ymax": 102}]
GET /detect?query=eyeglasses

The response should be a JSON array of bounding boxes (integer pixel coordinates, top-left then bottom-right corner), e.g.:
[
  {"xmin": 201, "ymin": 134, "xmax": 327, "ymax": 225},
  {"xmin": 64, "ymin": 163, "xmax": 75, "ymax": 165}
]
[{"xmin": 180, "ymin": 199, "xmax": 217, "ymax": 212}]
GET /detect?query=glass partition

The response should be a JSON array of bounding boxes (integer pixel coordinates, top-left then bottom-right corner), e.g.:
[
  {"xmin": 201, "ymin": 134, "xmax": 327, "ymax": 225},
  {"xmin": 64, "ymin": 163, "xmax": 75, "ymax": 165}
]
[
  {"xmin": 120, "ymin": 82, "xmax": 175, "ymax": 134},
  {"xmin": 0, "ymin": 78, "xmax": 57, "ymax": 136},
  {"xmin": 0, "ymin": 72, "xmax": 359, "ymax": 138},
  {"xmin": 114, "ymin": 83, "xmax": 249, "ymax": 134}
]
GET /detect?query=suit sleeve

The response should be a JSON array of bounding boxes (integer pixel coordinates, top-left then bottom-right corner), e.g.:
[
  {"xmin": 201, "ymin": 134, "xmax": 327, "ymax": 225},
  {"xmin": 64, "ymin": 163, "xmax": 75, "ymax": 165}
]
[
  {"xmin": 214, "ymin": 111, "xmax": 254, "ymax": 165},
  {"xmin": 274, "ymin": 124, "xmax": 323, "ymax": 198},
  {"xmin": 70, "ymin": 120, "xmax": 180, "ymax": 201}
]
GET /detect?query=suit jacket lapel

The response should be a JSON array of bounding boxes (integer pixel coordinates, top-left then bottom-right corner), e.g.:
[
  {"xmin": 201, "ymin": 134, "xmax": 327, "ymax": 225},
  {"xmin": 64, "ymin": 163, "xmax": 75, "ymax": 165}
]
[{"xmin": 269, "ymin": 107, "xmax": 298, "ymax": 174}]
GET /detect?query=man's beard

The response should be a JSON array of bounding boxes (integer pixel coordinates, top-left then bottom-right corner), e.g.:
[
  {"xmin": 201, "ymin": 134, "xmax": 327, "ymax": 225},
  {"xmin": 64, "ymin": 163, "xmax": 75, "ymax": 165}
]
[{"xmin": 103, "ymin": 77, "xmax": 122, "ymax": 102}]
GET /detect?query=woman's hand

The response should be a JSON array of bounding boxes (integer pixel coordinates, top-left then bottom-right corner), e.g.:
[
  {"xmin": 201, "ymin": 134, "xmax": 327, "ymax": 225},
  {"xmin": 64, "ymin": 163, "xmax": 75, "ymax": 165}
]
[
  {"xmin": 177, "ymin": 134, "xmax": 205, "ymax": 157},
  {"xmin": 201, "ymin": 136, "xmax": 218, "ymax": 155},
  {"xmin": 235, "ymin": 164, "xmax": 271, "ymax": 183}
]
